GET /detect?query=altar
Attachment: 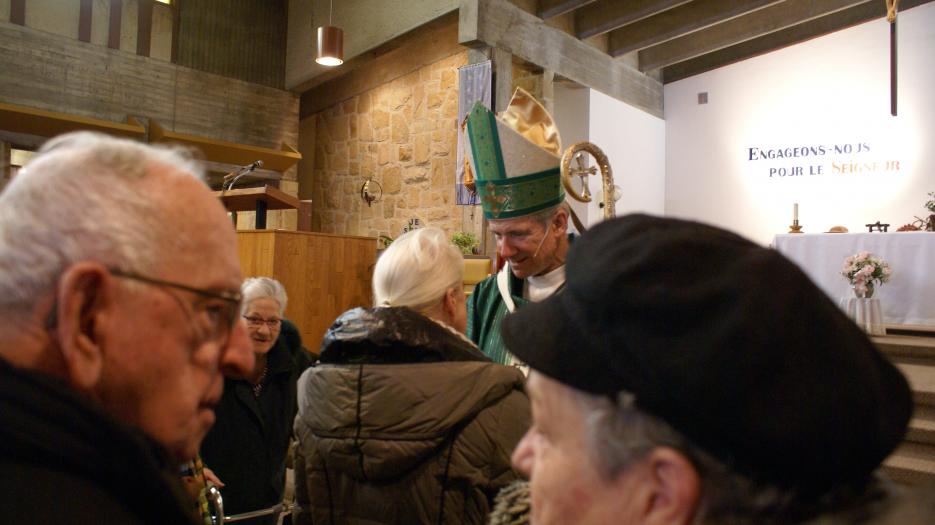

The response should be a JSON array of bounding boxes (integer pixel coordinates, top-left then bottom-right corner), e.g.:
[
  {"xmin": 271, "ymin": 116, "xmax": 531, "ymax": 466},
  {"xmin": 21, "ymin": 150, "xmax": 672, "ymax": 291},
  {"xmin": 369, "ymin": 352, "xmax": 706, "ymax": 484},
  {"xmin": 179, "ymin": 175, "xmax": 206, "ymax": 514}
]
[{"xmin": 773, "ymin": 232, "xmax": 935, "ymax": 327}]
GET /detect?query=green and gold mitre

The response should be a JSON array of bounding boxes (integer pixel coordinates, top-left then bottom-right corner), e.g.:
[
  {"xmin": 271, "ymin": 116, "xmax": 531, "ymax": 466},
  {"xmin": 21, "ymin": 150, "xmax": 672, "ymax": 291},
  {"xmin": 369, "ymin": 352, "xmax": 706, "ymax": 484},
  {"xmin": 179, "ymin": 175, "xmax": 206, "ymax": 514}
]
[{"xmin": 464, "ymin": 88, "xmax": 564, "ymax": 220}]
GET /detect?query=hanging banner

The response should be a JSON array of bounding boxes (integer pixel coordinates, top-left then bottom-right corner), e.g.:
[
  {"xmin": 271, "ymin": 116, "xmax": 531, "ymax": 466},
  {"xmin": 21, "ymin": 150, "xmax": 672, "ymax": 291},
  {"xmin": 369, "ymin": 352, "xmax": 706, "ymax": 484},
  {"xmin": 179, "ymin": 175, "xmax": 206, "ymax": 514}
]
[{"xmin": 456, "ymin": 61, "xmax": 492, "ymax": 205}]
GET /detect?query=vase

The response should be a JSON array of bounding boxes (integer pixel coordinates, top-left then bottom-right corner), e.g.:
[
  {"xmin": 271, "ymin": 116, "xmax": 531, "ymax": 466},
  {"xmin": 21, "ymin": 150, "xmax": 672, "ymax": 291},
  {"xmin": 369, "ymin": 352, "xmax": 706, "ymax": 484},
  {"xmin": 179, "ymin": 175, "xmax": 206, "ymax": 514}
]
[
  {"xmin": 927, "ymin": 214, "xmax": 935, "ymax": 232},
  {"xmin": 853, "ymin": 282, "xmax": 874, "ymax": 299}
]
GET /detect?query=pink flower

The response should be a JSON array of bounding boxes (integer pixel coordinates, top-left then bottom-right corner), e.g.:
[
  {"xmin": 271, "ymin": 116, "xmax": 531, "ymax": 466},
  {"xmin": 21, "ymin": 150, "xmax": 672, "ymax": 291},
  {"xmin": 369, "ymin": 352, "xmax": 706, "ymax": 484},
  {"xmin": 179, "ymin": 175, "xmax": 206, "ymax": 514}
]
[{"xmin": 842, "ymin": 251, "xmax": 892, "ymax": 288}]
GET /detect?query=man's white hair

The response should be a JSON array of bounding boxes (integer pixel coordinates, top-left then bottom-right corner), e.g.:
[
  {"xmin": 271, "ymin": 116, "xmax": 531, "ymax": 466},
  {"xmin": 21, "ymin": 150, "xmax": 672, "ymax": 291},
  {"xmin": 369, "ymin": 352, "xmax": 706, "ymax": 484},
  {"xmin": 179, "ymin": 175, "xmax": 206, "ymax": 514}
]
[
  {"xmin": 571, "ymin": 386, "xmax": 882, "ymax": 524},
  {"xmin": 241, "ymin": 277, "xmax": 288, "ymax": 316},
  {"xmin": 0, "ymin": 132, "xmax": 204, "ymax": 318},
  {"xmin": 372, "ymin": 227, "xmax": 463, "ymax": 314}
]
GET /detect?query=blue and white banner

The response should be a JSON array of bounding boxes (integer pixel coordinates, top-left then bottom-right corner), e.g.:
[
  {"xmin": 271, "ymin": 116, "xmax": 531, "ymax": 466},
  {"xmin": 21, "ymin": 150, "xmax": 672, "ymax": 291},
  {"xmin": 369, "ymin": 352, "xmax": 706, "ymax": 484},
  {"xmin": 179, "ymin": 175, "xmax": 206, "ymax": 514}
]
[{"xmin": 456, "ymin": 61, "xmax": 492, "ymax": 205}]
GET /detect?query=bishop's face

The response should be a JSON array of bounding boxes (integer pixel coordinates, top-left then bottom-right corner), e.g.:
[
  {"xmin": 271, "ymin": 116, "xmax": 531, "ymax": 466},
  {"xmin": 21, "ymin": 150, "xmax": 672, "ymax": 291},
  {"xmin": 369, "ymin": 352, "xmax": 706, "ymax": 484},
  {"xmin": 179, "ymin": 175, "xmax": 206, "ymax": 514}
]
[{"xmin": 489, "ymin": 216, "xmax": 562, "ymax": 279}]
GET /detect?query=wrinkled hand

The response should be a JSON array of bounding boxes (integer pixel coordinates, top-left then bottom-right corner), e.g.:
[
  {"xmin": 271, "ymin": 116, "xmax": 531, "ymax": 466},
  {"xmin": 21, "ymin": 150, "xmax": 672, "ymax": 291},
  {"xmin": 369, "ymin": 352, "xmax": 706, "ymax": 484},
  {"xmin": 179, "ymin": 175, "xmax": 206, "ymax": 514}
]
[{"xmin": 203, "ymin": 466, "xmax": 225, "ymax": 488}]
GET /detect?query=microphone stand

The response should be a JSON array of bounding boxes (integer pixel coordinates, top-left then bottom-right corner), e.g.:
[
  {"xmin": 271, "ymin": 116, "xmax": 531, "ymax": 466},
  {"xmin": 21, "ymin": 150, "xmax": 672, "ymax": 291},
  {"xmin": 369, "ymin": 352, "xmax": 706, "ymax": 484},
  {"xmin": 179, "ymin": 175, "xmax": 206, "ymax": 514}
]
[{"xmin": 220, "ymin": 161, "xmax": 263, "ymax": 228}]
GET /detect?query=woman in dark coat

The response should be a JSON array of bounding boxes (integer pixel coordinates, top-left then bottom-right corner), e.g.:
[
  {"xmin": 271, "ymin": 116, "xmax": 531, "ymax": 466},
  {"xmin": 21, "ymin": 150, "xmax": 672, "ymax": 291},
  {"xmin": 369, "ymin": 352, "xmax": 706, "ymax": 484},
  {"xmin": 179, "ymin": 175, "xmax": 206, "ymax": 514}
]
[
  {"xmin": 201, "ymin": 277, "xmax": 312, "ymax": 525},
  {"xmin": 292, "ymin": 227, "xmax": 531, "ymax": 525}
]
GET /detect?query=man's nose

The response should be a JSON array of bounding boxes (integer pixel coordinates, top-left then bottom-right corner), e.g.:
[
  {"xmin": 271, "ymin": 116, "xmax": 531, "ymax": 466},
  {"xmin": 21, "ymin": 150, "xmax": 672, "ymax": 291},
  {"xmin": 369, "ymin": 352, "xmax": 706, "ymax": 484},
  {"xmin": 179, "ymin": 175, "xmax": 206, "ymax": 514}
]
[
  {"xmin": 221, "ymin": 319, "xmax": 255, "ymax": 377},
  {"xmin": 511, "ymin": 429, "xmax": 535, "ymax": 477},
  {"xmin": 498, "ymin": 238, "xmax": 518, "ymax": 258}
]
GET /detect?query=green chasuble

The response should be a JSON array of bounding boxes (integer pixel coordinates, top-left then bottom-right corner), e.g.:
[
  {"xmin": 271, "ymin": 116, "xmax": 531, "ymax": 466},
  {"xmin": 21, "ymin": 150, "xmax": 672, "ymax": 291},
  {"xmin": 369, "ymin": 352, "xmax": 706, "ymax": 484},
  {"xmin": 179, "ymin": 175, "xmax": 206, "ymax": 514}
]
[{"xmin": 467, "ymin": 269, "xmax": 529, "ymax": 365}]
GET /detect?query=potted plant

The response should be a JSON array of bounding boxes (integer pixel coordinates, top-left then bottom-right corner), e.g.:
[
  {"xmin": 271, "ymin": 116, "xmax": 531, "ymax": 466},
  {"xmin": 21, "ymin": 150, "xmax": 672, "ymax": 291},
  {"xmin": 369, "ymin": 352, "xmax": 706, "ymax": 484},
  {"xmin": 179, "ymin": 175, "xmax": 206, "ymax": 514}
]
[
  {"xmin": 451, "ymin": 231, "xmax": 480, "ymax": 255},
  {"xmin": 925, "ymin": 191, "xmax": 935, "ymax": 231},
  {"xmin": 378, "ymin": 235, "xmax": 394, "ymax": 249}
]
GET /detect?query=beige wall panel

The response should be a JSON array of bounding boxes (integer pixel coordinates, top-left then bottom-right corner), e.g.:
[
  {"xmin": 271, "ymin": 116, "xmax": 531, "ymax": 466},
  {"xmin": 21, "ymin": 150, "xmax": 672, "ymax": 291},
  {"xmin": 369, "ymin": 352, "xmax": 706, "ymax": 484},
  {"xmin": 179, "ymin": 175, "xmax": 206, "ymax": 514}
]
[
  {"xmin": 26, "ymin": 0, "xmax": 80, "ymax": 39},
  {"xmin": 286, "ymin": 0, "xmax": 458, "ymax": 90},
  {"xmin": 298, "ymin": 113, "xmax": 316, "ymax": 200},
  {"xmin": 119, "ymin": 0, "xmax": 137, "ymax": 53},
  {"xmin": 0, "ymin": 0, "xmax": 10, "ymax": 22},
  {"xmin": 150, "ymin": 2, "xmax": 172, "ymax": 61},
  {"xmin": 236, "ymin": 230, "xmax": 278, "ymax": 277},
  {"xmin": 177, "ymin": 0, "xmax": 286, "ymax": 89},
  {"xmin": 0, "ymin": 22, "xmax": 298, "ymax": 163},
  {"xmin": 90, "ymin": 0, "xmax": 109, "ymax": 46}
]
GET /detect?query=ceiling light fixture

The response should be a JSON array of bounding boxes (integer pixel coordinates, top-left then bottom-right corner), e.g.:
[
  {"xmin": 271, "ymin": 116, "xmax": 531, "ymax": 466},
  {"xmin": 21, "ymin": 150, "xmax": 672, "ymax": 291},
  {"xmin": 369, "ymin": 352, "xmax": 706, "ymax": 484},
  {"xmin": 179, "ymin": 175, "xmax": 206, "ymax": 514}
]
[{"xmin": 315, "ymin": 0, "xmax": 343, "ymax": 67}]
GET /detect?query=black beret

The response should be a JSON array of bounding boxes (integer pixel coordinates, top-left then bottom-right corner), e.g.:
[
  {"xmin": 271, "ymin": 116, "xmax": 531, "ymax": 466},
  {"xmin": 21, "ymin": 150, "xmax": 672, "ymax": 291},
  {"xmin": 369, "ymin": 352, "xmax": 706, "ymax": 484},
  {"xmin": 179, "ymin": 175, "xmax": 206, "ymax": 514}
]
[{"xmin": 502, "ymin": 214, "xmax": 912, "ymax": 495}]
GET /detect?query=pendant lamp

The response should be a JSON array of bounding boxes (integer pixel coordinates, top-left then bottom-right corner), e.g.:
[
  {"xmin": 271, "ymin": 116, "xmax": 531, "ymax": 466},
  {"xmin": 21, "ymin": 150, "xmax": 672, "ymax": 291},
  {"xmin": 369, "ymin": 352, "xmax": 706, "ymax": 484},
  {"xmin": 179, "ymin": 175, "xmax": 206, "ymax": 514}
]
[{"xmin": 316, "ymin": 0, "xmax": 343, "ymax": 66}]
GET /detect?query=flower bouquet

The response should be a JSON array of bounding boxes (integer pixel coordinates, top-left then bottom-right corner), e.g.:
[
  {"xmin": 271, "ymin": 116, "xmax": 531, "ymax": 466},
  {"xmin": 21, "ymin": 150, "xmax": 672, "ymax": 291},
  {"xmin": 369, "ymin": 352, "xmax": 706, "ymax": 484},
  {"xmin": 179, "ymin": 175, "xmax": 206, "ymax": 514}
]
[{"xmin": 841, "ymin": 251, "xmax": 891, "ymax": 298}]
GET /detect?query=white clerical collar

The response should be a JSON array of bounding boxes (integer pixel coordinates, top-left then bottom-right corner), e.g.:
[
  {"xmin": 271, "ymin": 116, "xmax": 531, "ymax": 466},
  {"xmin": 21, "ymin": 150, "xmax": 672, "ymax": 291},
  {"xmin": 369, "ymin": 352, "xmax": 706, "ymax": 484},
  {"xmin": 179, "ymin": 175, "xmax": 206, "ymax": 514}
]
[{"xmin": 524, "ymin": 264, "xmax": 566, "ymax": 303}]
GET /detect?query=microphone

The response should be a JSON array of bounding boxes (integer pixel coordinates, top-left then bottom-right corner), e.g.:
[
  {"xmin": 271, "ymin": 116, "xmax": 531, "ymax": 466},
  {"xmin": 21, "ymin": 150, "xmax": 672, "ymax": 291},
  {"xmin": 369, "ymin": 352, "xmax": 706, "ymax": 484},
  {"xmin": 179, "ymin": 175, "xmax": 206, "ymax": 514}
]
[
  {"xmin": 243, "ymin": 160, "xmax": 264, "ymax": 173},
  {"xmin": 224, "ymin": 160, "xmax": 264, "ymax": 190}
]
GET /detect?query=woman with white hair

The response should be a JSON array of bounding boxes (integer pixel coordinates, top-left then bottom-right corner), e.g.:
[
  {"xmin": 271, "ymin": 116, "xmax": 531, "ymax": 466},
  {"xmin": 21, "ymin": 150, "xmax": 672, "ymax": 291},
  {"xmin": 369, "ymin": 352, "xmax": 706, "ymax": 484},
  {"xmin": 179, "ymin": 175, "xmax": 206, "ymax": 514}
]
[
  {"xmin": 293, "ymin": 227, "xmax": 530, "ymax": 524},
  {"xmin": 201, "ymin": 277, "xmax": 312, "ymax": 525}
]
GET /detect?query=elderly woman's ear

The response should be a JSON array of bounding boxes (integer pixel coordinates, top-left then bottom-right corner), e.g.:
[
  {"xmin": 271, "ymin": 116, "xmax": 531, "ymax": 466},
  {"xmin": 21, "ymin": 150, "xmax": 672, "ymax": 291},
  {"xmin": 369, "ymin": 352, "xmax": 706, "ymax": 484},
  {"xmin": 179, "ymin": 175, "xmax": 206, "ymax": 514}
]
[
  {"xmin": 442, "ymin": 288, "xmax": 458, "ymax": 321},
  {"xmin": 441, "ymin": 286, "xmax": 467, "ymax": 334}
]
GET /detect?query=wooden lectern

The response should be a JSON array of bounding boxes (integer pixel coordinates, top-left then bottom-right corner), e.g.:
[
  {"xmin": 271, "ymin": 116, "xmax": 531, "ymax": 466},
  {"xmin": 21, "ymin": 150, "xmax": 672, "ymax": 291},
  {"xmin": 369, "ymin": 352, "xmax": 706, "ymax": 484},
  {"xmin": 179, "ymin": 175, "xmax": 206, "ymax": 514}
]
[
  {"xmin": 236, "ymin": 230, "xmax": 377, "ymax": 355},
  {"xmin": 213, "ymin": 186, "xmax": 300, "ymax": 229}
]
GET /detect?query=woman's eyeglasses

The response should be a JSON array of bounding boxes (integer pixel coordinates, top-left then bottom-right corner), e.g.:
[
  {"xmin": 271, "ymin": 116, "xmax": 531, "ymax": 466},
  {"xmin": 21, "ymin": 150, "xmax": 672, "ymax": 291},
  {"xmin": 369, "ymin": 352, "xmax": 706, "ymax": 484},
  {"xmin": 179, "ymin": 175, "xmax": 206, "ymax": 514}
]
[{"xmin": 243, "ymin": 316, "xmax": 282, "ymax": 330}]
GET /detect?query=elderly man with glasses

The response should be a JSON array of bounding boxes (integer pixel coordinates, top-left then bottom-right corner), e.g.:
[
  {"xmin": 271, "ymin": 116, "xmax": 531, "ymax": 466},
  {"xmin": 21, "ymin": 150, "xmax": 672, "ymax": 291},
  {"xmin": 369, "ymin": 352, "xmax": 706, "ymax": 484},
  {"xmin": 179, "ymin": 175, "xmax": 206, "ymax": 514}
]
[{"xmin": 0, "ymin": 132, "xmax": 254, "ymax": 524}]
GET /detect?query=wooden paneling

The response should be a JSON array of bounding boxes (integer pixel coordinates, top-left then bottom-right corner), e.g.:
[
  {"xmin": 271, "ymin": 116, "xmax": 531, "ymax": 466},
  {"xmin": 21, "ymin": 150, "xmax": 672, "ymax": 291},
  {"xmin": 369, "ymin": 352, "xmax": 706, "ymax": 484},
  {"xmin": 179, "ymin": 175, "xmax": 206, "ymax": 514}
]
[
  {"xmin": 108, "ymin": 0, "xmax": 121, "ymax": 49},
  {"xmin": 151, "ymin": 121, "xmax": 302, "ymax": 172},
  {"xmin": 575, "ymin": 0, "xmax": 691, "ymax": 39},
  {"xmin": 236, "ymin": 230, "xmax": 376, "ymax": 354},
  {"xmin": 639, "ymin": 0, "xmax": 868, "ymax": 72},
  {"xmin": 659, "ymin": 0, "xmax": 931, "ymax": 83},
  {"xmin": 538, "ymin": 0, "xmax": 598, "ymax": 19},
  {"xmin": 10, "ymin": 0, "xmax": 24, "ymax": 25},
  {"xmin": 236, "ymin": 231, "xmax": 278, "ymax": 277},
  {"xmin": 79, "ymin": 0, "xmax": 93, "ymax": 43},
  {"xmin": 0, "ymin": 102, "xmax": 146, "ymax": 139},
  {"xmin": 176, "ymin": 0, "xmax": 287, "ymax": 89},
  {"xmin": 137, "ymin": 0, "xmax": 153, "ymax": 56},
  {"xmin": 0, "ymin": 22, "xmax": 298, "ymax": 158},
  {"xmin": 607, "ymin": 0, "xmax": 781, "ymax": 56}
]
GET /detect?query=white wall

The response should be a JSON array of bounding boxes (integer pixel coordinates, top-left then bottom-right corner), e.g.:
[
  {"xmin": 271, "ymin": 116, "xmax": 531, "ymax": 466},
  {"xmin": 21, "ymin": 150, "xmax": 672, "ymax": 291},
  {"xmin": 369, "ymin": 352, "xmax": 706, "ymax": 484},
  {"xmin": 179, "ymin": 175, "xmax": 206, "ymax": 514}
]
[
  {"xmin": 589, "ymin": 88, "xmax": 666, "ymax": 225},
  {"xmin": 665, "ymin": 2, "xmax": 935, "ymax": 246},
  {"xmin": 553, "ymin": 83, "xmax": 591, "ymax": 228},
  {"xmin": 553, "ymin": 83, "xmax": 666, "ymax": 229}
]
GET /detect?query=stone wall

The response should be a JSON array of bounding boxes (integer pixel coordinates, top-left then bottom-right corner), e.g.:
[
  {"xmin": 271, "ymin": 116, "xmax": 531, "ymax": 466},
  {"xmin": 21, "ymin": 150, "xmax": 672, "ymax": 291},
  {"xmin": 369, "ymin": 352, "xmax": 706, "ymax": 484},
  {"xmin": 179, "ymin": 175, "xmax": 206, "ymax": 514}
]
[{"xmin": 310, "ymin": 51, "xmax": 485, "ymax": 243}]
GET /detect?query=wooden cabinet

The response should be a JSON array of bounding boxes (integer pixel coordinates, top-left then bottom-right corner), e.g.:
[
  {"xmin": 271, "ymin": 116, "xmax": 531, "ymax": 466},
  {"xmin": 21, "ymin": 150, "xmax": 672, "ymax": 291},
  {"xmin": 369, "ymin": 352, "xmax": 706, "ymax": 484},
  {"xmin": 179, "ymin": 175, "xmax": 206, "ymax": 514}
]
[{"xmin": 236, "ymin": 230, "xmax": 376, "ymax": 355}]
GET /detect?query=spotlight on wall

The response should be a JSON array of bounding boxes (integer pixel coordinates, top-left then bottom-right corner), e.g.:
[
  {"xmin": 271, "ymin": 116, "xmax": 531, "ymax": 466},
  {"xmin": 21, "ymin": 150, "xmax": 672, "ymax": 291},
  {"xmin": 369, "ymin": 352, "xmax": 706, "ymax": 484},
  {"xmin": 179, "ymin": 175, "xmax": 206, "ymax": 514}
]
[{"xmin": 315, "ymin": 0, "xmax": 343, "ymax": 66}]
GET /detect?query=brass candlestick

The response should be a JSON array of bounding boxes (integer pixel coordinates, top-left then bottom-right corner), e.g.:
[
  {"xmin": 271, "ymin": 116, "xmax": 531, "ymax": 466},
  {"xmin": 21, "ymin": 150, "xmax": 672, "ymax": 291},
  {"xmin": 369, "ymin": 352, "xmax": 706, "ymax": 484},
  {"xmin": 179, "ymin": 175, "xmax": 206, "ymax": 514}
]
[{"xmin": 789, "ymin": 220, "xmax": 803, "ymax": 233}]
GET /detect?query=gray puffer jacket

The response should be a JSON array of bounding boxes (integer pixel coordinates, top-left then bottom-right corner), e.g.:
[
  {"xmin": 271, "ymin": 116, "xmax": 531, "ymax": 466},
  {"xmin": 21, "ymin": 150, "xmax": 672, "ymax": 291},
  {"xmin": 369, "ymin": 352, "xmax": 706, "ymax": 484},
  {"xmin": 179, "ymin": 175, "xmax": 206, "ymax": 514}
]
[{"xmin": 293, "ymin": 307, "xmax": 530, "ymax": 525}]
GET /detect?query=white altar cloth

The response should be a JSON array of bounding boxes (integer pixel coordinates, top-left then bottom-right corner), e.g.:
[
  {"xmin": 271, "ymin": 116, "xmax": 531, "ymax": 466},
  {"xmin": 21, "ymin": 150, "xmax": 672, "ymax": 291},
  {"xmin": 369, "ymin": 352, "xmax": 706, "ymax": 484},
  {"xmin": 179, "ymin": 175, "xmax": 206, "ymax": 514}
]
[{"xmin": 773, "ymin": 232, "xmax": 935, "ymax": 327}]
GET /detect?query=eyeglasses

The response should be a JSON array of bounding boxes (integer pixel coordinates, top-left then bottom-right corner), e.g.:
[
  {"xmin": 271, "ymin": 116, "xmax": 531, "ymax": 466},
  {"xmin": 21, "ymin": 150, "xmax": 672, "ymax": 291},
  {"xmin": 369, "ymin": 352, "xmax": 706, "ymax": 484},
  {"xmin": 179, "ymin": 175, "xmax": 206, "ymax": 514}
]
[
  {"xmin": 243, "ymin": 315, "xmax": 282, "ymax": 330},
  {"xmin": 109, "ymin": 268, "xmax": 243, "ymax": 346}
]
